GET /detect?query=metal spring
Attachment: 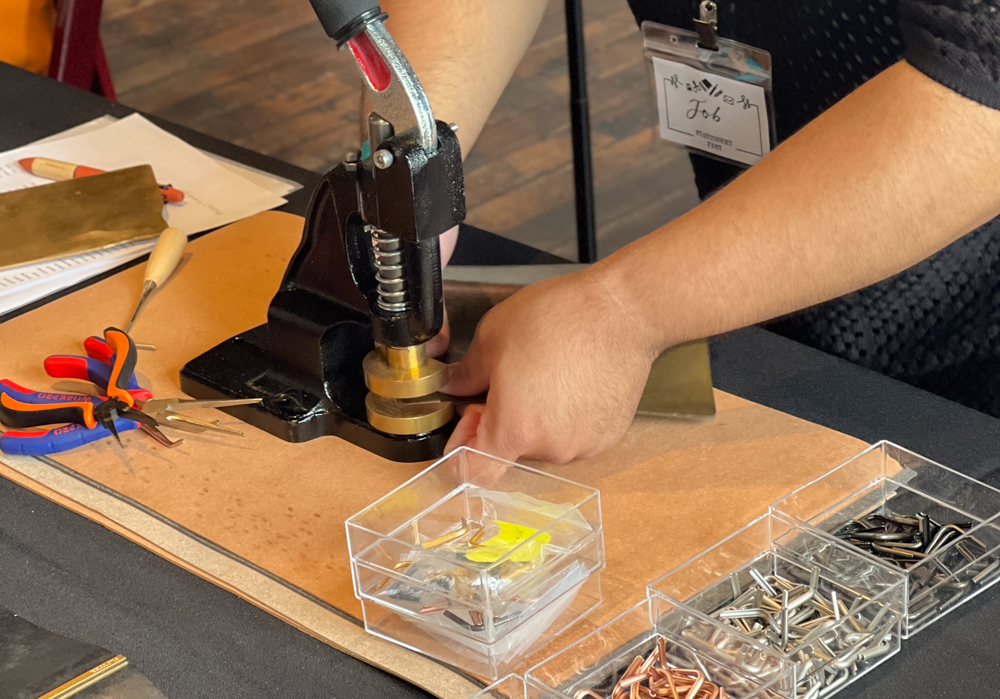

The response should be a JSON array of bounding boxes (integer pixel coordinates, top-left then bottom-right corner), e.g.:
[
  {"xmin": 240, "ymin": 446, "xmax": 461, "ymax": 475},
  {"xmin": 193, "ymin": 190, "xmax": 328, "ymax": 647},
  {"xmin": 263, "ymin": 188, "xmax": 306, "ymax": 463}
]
[{"xmin": 371, "ymin": 226, "xmax": 408, "ymax": 312}]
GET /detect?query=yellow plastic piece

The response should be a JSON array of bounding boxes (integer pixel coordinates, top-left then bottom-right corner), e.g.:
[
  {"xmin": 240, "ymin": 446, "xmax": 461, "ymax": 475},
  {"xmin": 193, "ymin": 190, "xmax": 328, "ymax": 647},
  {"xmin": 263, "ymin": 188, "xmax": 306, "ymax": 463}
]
[{"xmin": 466, "ymin": 520, "xmax": 551, "ymax": 563}]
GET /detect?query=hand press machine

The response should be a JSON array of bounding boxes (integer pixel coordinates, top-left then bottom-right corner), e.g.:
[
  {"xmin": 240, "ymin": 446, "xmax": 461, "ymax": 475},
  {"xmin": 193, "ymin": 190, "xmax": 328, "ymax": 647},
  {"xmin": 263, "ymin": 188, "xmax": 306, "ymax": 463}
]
[{"xmin": 181, "ymin": 0, "xmax": 465, "ymax": 462}]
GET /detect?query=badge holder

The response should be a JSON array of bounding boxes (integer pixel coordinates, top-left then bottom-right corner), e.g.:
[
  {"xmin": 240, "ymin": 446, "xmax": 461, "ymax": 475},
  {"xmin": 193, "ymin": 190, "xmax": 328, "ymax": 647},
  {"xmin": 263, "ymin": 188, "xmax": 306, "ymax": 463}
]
[{"xmin": 642, "ymin": 1, "xmax": 776, "ymax": 168}]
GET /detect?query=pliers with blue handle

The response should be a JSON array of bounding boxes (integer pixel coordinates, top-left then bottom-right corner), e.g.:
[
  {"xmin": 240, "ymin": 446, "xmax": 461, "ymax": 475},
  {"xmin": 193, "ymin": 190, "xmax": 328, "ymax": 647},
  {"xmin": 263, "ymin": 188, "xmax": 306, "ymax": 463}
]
[
  {"xmin": 0, "ymin": 328, "xmax": 164, "ymax": 454},
  {"xmin": 0, "ymin": 380, "xmax": 141, "ymax": 455}
]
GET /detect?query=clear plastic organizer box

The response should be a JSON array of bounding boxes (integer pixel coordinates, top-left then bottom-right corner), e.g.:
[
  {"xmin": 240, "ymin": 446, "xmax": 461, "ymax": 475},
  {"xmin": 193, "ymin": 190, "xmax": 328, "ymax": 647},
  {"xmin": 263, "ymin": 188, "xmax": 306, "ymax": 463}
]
[
  {"xmin": 525, "ymin": 597, "xmax": 792, "ymax": 699},
  {"xmin": 351, "ymin": 442, "xmax": 1000, "ymax": 696},
  {"xmin": 646, "ymin": 513, "xmax": 905, "ymax": 699},
  {"xmin": 346, "ymin": 448, "xmax": 605, "ymax": 679},
  {"xmin": 771, "ymin": 441, "xmax": 1000, "ymax": 637}
]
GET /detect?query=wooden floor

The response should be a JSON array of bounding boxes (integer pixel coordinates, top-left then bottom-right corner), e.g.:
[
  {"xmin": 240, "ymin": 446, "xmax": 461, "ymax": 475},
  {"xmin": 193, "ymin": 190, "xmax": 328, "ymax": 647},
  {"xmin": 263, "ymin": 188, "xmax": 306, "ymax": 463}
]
[{"xmin": 101, "ymin": 0, "xmax": 699, "ymax": 260}]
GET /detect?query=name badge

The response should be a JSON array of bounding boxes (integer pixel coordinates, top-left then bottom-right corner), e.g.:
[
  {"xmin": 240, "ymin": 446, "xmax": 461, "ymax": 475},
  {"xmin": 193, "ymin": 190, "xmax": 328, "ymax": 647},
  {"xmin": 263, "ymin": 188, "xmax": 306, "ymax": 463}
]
[
  {"xmin": 643, "ymin": 11, "xmax": 775, "ymax": 168},
  {"xmin": 652, "ymin": 57, "xmax": 770, "ymax": 167}
]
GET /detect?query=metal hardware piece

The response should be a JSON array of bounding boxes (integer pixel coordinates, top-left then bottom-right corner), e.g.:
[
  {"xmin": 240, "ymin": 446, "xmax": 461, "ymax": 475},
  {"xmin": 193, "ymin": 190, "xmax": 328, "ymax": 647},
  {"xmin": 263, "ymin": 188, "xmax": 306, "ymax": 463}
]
[
  {"xmin": 363, "ymin": 343, "xmax": 453, "ymax": 434},
  {"xmin": 421, "ymin": 518, "xmax": 469, "ymax": 550},
  {"xmin": 694, "ymin": 1, "xmax": 719, "ymax": 51},
  {"xmin": 749, "ymin": 568, "xmax": 776, "ymax": 597},
  {"xmin": 362, "ymin": 20, "xmax": 437, "ymax": 152},
  {"xmin": 831, "ymin": 510, "xmax": 1000, "ymax": 632},
  {"xmin": 140, "ymin": 424, "xmax": 183, "ymax": 448},
  {"xmin": 365, "ymin": 392, "xmax": 453, "ymax": 435},
  {"xmin": 372, "ymin": 149, "xmax": 394, "ymax": 169},
  {"xmin": 344, "ymin": 150, "xmax": 360, "ymax": 172},
  {"xmin": 973, "ymin": 558, "xmax": 1000, "ymax": 584},
  {"xmin": 703, "ymin": 558, "xmax": 898, "ymax": 697},
  {"xmin": 363, "ymin": 345, "xmax": 449, "ymax": 399},
  {"xmin": 573, "ymin": 641, "xmax": 735, "ymax": 699},
  {"xmin": 371, "ymin": 227, "xmax": 409, "ymax": 313}
]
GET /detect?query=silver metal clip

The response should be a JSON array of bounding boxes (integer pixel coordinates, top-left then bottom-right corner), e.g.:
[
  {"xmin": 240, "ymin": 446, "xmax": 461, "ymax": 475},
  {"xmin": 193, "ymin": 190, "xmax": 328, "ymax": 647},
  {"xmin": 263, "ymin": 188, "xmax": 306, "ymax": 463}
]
[{"xmin": 694, "ymin": 1, "xmax": 719, "ymax": 51}]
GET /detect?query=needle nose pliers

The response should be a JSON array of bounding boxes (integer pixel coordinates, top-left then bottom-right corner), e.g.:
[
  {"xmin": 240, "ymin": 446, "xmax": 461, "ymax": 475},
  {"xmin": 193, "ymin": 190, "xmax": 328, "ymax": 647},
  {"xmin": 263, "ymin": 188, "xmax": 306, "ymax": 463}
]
[
  {"xmin": 0, "ymin": 380, "xmax": 143, "ymax": 455},
  {"xmin": 0, "ymin": 328, "xmax": 159, "ymax": 453}
]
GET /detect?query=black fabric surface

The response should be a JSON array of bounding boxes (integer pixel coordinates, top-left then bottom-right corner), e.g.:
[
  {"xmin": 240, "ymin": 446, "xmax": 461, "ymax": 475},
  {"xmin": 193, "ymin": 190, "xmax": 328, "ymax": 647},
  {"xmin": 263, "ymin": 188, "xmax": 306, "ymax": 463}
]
[
  {"xmin": 0, "ymin": 477, "xmax": 434, "ymax": 699},
  {"xmin": 626, "ymin": 0, "xmax": 1000, "ymax": 421}
]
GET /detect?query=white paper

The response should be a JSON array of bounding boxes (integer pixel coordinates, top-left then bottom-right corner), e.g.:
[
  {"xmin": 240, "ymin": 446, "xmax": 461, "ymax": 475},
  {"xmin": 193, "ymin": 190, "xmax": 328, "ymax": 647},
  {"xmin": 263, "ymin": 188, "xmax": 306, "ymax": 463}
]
[
  {"xmin": 0, "ymin": 114, "xmax": 297, "ymax": 316},
  {"xmin": 652, "ymin": 56, "xmax": 770, "ymax": 167},
  {"xmin": 0, "ymin": 241, "xmax": 157, "ymax": 312},
  {"xmin": 208, "ymin": 152, "xmax": 302, "ymax": 198},
  {"xmin": 29, "ymin": 115, "xmax": 302, "ymax": 198}
]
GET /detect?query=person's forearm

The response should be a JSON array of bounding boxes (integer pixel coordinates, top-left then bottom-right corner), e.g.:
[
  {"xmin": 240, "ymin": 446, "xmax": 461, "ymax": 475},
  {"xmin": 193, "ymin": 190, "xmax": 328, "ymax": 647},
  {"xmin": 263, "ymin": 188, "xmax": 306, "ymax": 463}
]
[
  {"xmin": 375, "ymin": 1, "xmax": 545, "ymax": 267},
  {"xmin": 599, "ymin": 61, "xmax": 1000, "ymax": 353},
  {"xmin": 378, "ymin": 0, "xmax": 546, "ymax": 156}
]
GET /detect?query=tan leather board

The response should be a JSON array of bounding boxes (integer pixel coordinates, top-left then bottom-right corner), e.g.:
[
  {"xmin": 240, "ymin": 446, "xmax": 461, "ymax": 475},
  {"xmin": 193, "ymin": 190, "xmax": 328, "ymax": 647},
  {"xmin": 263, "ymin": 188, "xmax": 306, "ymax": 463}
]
[{"xmin": 0, "ymin": 212, "xmax": 866, "ymax": 685}]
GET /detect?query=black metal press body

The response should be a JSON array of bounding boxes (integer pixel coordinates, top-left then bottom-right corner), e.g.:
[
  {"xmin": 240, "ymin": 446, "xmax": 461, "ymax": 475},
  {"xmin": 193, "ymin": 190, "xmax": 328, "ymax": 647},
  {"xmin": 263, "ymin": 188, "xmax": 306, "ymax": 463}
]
[{"xmin": 181, "ymin": 2, "xmax": 466, "ymax": 462}]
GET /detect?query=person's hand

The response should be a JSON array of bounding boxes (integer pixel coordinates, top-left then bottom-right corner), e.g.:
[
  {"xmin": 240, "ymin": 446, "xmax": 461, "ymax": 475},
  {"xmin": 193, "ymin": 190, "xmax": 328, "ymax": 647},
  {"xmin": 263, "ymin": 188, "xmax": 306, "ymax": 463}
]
[{"xmin": 442, "ymin": 266, "xmax": 660, "ymax": 463}]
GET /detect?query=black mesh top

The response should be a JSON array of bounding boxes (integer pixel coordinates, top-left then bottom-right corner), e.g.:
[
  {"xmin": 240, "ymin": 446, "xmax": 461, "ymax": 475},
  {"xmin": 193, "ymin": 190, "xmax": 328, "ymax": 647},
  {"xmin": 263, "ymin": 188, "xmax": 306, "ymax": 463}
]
[{"xmin": 626, "ymin": 0, "xmax": 1000, "ymax": 416}]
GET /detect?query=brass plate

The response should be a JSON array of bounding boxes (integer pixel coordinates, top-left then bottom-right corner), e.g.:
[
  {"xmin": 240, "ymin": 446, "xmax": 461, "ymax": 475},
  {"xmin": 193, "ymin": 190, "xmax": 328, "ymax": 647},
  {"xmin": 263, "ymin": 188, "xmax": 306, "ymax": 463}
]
[
  {"xmin": 365, "ymin": 392, "xmax": 454, "ymax": 435},
  {"xmin": 636, "ymin": 338, "xmax": 715, "ymax": 418},
  {"xmin": 0, "ymin": 165, "xmax": 167, "ymax": 271}
]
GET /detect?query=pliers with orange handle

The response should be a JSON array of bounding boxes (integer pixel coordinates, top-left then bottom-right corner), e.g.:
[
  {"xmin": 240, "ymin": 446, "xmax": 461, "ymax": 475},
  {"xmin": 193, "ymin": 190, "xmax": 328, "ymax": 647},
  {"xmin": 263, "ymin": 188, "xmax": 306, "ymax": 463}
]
[{"xmin": 0, "ymin": 327, "xmax": 160, "ymax": 449}]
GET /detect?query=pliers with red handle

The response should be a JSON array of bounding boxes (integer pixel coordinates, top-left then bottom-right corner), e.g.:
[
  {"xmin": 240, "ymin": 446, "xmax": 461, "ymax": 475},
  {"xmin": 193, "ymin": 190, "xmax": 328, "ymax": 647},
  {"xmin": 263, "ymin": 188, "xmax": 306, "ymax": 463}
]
[{"xmin": 44, "ymin": 333, "xmax": 152, "ymax": 400}]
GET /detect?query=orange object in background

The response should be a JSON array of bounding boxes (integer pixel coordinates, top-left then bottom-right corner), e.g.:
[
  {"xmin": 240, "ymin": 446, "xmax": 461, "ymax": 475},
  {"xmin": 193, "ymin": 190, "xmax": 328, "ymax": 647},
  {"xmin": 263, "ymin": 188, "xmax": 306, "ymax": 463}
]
[
  {"xmin": 0, "ymin": 0, "xmax": 56, "ymax": 75},
  {"xmin": 18, "ymin": 158, "xmax": 186, "ymax": 204}
]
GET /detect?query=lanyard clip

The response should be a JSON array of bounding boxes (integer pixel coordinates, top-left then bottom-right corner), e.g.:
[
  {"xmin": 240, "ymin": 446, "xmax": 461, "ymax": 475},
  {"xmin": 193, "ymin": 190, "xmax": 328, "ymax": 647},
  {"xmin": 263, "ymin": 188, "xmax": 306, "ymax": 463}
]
[{"xmin": 694, "ymin": 0, "xmax": 719, "ymax": 51}]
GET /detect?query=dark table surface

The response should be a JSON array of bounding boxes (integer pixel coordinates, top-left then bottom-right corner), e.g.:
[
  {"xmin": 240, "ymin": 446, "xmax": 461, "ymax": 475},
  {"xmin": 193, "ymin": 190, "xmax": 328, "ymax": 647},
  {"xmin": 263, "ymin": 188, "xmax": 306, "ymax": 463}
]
[{"xmin": 3, "ymin": 62, "xmax": 1000, "ymax": 698}]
